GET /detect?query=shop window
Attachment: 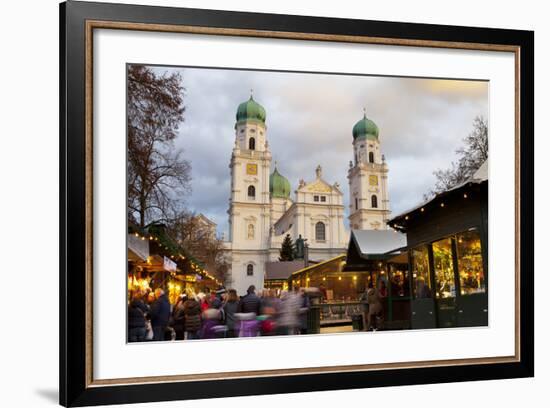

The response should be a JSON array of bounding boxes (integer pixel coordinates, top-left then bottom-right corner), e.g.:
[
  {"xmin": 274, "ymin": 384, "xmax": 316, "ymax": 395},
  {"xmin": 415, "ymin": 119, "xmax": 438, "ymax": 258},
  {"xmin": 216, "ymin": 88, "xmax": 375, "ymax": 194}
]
[
  {"xmin": 315, "ymin": 222, "xmax": 326, "ymax": 241},
  {"xmin": 371, "ymin": 195, "xmax": 378, "ymax": 208},
  {"xmin": 411, "ymin": 246, "xmax": 432, "ymax": 299},
  {"xmin": 248, "ymin": 137, "xmax": 255, "ymax": 150},
  {"xmin": 247, "ymin": 185, "xmax": 255, "ymax": 200},
  {"xmin": 247, "ymin": 264, "xmax": 254, "ymax": 276},
  {"xmin": 456, "ymin": 230, "xmax": 485, "ymax": 295},
  {"xmin": 432, "ymin": 237, "xmax": 456, "ymax": 298}
]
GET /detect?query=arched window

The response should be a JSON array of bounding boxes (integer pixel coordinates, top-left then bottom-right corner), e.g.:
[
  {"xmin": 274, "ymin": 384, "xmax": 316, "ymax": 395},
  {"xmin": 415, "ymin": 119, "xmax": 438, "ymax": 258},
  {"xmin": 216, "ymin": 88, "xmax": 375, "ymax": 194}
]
[
  {"xmin": 369, "ymin": 152, "xmax": 374, "ymax": 163},
  {"xmin": 249, "ymin": 137, "xmax": 256, "ymax": 150},
  {"xmin": 315, "ymin": 222, "xmax": 326, "ymax": 241},
  {"xmin": 247, "ymin": 224, "xmax": 255, "ymax": 239},
  {"xmin": 247, "ymin": 264, "xmax": 254, "ymax": 276},
  {"xmin": 247, "ymin": 185, "xmax": 255, "ymax": 199},
  {"xmin": 371, "ymin": 195, "xmax": 378, "ymax": 208}
]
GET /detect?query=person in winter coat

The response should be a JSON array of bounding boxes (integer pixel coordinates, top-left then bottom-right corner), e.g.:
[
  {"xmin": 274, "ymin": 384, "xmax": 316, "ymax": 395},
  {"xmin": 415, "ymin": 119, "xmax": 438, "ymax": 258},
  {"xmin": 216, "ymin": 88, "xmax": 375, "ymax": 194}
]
[
  {"xmin": 172, "ymin": 294, "xmax": 187, "ymax": 340},
  {"xmin": 183, "ymin": 296, "xmax": 202, "ymax": 340},
  {"xmin": 150, "ymin": 289, "xmax": 171, "ymax": 341},
  {"xmin": 128, "ymin": 292, "xmax": 148, "ymax": 342},
  {"xmin": 222, "ymin": 289, "xmax": 240, "ymax": 338},
  {"xmin": 367, "ymin": 282, "xmax": 384, "ymax": 331}
]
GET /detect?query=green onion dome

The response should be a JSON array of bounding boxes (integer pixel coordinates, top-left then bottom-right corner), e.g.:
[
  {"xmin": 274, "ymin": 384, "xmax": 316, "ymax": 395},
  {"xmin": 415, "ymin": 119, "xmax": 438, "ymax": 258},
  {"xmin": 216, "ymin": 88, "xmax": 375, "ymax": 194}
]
[
  {"xmin": 236, "ymin": 95, "xmax": 266, "ymax": 124},
  {"xmin": 270, "ymin": 166, "xmax": 291, "ymax": 199},
  {"xmin": 352, "ymin": 112, "xmax": 379, "ymax": 140}
]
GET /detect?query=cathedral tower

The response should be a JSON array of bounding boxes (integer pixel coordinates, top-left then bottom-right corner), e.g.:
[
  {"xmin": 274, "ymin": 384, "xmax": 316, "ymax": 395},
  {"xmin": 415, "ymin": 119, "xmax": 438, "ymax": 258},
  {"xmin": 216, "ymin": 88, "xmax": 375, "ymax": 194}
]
[
  {"xmin": 227, "ymin": 94, "xmax": 272, "ymax": 294},
  {"xmin": 347, "ymin": 110, "xmax": 390, "ymax": 230}
]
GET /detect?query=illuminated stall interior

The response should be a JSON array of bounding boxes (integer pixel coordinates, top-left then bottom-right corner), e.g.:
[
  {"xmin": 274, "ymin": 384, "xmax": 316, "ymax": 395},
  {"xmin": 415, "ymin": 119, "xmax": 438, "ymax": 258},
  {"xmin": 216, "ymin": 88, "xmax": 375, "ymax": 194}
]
[
  {"xmin": 289, "ymin": 255, "xmax": 364, "ymax": 301},
  {"xmin": 127, "ymin": 223, "xmax": 222, "ymax": 305},
  {"xmin": 264, "ymin": 260, "xmax": 316, "ymax": 294}
]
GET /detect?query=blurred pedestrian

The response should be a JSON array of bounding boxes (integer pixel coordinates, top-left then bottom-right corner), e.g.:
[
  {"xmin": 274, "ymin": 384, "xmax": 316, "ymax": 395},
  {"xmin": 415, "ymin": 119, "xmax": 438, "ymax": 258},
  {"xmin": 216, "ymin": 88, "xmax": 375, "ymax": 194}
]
[
  {"xmin": 223, "ymin": 289, "xmax": 240, "ymax": 338},
  {"xmin": 367, "ymin": 282, "xmax": 384, "ymax": 331},
  {"xmin": 200, "ymin": 307, "xmax": 225, "ymax": 339},
  {"xmin": 183, "ymin": 295, "xmax": 202, "ymax": 340},
  {"xmin": 359, "ymin": 286, "xmax": 369, "ymax": 331},
  {"xmin": 297, "ymin": 288, "xmax": 310, "ymax": 335},
  {"xmin": 172, "ymin": 294, "xmax": 188, "ymax": 340},
  {"xmin": 259, "ymin": 289, "xmax": 279, "ymax": 336},
  {"xmin": 278, "ymin": 290, "xmax": 300, "ymax": 335}
]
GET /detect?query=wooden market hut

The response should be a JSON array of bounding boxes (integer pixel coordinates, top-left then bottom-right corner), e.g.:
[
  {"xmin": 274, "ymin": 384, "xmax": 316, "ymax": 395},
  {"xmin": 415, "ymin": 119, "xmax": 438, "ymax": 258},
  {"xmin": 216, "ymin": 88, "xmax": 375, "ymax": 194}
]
[
  {"xmin": 387, "ymin": 160, "xmax": 488, "ymax": 329},
  {"xmin": 345, "ymin": 229, "xmax": 409, "ymax": 328}
]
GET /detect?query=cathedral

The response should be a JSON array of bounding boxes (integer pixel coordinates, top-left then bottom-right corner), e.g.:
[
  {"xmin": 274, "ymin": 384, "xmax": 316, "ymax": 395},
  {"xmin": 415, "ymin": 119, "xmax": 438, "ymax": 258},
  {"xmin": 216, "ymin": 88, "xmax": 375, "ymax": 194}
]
[{"xmin": 224, "ymin": 95, "xmax": 390, "ymax": 295}]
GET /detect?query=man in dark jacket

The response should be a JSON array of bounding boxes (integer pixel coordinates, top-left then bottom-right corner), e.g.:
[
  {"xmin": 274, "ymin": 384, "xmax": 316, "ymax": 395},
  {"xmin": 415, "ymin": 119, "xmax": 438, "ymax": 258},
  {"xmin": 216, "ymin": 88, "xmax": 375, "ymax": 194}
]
[
  {"xmin": 150, "ymin": 289, "xmax": 171, "ymax": 341},
  {"xmin": 239, "ymin": 285, "xmax": 261, "ymax": 315}
]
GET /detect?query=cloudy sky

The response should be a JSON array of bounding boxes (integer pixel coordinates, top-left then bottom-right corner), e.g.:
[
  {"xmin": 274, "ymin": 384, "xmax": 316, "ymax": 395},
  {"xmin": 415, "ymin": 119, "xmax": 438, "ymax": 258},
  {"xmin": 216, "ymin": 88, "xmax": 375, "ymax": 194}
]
[{"xmin": 150, "ymin": 65, "xmax": 488, "ymax": 237}]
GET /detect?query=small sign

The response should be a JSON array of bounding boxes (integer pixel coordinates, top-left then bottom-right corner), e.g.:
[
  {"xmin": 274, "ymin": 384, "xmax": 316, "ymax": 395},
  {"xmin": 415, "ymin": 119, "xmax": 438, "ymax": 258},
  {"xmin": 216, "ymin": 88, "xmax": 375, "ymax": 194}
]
[{"xmin": 163, "ymin": 256, "xmax": 177, "ymax": 272}]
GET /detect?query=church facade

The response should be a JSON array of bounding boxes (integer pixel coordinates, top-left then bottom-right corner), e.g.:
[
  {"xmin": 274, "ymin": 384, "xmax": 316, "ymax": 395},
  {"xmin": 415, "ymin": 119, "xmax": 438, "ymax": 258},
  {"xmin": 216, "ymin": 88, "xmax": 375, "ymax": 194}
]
[{"xmin": 223, "ymin": 95, "xmax": 390, "ymax": 295}]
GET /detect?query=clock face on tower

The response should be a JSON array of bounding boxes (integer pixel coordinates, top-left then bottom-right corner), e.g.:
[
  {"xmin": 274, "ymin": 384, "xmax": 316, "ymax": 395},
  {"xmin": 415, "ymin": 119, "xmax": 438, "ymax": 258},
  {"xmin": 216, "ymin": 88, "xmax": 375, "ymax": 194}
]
[
  {"xmin": 369, "ymin": 175, "xmax": 378, "ymax": 186},
  {"xmin": 246, "ymin": 163, "xmax": 258, "ymax": 175}
]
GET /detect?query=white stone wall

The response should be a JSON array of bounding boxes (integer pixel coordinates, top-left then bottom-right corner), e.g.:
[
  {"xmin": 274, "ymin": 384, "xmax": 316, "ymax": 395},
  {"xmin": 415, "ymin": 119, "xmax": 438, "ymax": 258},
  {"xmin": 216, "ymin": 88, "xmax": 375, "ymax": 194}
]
[
  {"xmin": 271, "ymin": 169, "xmax": 348, "ymax": 259},
  {"xmin": 229, "ymin": 250, "xmax": 267, "ymax": 296}
]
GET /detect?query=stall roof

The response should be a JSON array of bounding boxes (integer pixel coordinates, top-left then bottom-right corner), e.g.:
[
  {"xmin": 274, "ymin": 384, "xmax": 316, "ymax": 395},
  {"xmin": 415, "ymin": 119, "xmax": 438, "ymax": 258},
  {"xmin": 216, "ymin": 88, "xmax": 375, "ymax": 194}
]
[
  {"xmin": 349, "ymin": 229, "xmax": 407, "ymax": 259},
  {"xmin": 291, "ymin": 255, "xmax": 346, "ymax": 277},
  {"xmin": 265, "ymin": 260, "xmax": 313, "ymax": 281}
]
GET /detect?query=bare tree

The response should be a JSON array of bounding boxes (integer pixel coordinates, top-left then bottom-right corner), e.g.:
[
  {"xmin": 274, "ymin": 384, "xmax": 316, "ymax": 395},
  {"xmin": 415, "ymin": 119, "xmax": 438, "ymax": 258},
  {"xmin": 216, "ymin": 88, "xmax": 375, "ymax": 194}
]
[
  {"xmin": 127, "ymin": 65, "xmax": 191, "ymax": 227},
  {"xmin": 426, "ymin": 116, "xmax": 488, "ymax": 199},
  {"xmin": 168, "ymin": 212, "xmax": 230, "ymax": 283}
]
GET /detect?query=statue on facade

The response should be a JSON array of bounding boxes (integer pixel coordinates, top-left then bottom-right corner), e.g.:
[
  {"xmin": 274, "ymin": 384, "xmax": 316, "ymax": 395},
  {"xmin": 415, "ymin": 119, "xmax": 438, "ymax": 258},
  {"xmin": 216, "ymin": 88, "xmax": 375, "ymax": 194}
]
[
  {"xmin": 295, "ymin": 234, "xmax": 306, "ymax": 259},
  {"xmin": 315, "ymin": 165, "xmax": 322, "ymax": 179}
]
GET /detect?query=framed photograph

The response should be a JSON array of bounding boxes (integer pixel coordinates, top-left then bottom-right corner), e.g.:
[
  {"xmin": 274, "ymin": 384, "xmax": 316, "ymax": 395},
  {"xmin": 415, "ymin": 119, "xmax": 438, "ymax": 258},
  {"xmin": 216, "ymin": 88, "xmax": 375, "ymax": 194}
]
[{"xmin": 60, "ymin": 1, "xmax": 534, "ymax": 406}]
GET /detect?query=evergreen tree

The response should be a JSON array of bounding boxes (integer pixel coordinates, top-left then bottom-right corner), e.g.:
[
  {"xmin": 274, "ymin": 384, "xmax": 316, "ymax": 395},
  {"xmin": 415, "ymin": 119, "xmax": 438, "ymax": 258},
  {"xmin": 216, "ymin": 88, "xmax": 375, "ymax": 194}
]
[{"xmin": 279, "ymin": 234, "xmax": 296, "ymax": 261}]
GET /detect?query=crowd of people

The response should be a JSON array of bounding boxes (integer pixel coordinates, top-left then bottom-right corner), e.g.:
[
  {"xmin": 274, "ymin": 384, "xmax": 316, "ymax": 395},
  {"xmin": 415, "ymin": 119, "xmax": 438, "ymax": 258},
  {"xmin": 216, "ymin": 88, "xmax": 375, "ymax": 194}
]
[{"xmin": 127, "ymin": 285, "xmax": 311, "ymax": 342}]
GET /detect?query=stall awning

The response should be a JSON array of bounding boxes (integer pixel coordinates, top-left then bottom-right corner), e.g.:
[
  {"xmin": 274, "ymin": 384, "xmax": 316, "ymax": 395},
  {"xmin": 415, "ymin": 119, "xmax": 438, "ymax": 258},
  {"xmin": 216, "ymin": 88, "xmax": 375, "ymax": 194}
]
[{"xmin": 128, "ymin": 233, "xmax": 149, "ymax": 261}]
